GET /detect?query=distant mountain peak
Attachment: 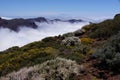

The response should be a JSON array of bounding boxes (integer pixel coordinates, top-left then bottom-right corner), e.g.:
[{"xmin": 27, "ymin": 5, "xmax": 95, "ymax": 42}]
[
  {"xmin": 0, "ymin": 16, "xmax": 88, "ymax": 32},
  {"xmin": 0, "ymin": 17, "xmax": 12, "ymax": 20}
]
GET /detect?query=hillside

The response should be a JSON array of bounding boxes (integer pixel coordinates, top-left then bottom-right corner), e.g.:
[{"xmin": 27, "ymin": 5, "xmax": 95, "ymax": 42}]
[{"xmin": 0, "ymin": 14, "xmax": 120, "ymax": 80}]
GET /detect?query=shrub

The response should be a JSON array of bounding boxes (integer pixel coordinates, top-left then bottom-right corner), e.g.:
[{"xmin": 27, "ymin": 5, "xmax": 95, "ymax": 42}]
[
  {"xmin": 21, "ymin": 36, "xmax": 61, "ymax": 51},
  {"xmin": 81, "ymin": 37, "xmax": 94, "ymax": 45},
  {"xmin": 114, "ymin": 14, "xmax": 120, "ymax": 21},
  {"xmin": 82, "ymin": 23, "xmax": 97, "ymax": 31},
  {"xmin": 88, "ymin": 19, "xmax": 114, "ymax": 39},
  {"xmin": 80, "ymin": 44, "xmax": 90, "ymax": 55},
  {"xmin": 92, "ymin": 32, "xmax": 120, "ymax": 70},
  {"xmin": 61, "ymin": 52, "xmax": 85, "ymax": 63},
  {"xmin": 74, "ymin": 29, "xmax": 86, "ymax": 36},
  {"xmin": 5, "ymin": 46, "xmax": 20, "ymax": 53},
  {"xmin": 0, "ymin": 48, "xmax": 55, "ymax": 76},
  {"xmin": 60, "ymin": 42, "xmax": 90, "ymax": 62},
  {"xmin": 81, "ymin": 14, "xmax": 120, "ymax": 39},
  {"xmin": 61, "ymin": 36, "xmax": 81, "ymax": 46},
  {"xmin": 42, "ymin": 37, "xmax": 62, "ymax": 49},
  {"xmin": 87, "ymin": 49, "xmax": 95, "ymax": 55},
  {"xmin": 0, "ymin": 57, "xmax": 82, "ymax": 80},
  {"xmin": 62, "ymin": 32, "xmax": 74, "ymax": 37},
  {"xmin": 42, "ymin": 36, "xmax": 56, "ymax": 42}
]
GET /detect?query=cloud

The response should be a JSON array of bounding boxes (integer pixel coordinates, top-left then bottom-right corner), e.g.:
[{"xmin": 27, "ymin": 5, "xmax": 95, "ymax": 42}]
[{"xmin": 0, "ymin": 21, "xmax": 88, "ymax": 51}]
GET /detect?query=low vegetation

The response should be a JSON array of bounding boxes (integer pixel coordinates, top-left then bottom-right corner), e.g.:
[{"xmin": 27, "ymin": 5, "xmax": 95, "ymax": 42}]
[
  {"xmin": 0, "ymin": 14, "xmax": 120, "ymax": 79},
  {"xmin": 82, "ymin": 14, "xmax": 120, "ymax": 39},
  {"xmin": 0, "ymin": 57, "xmax": 83, "ymax": 80},
  {"xmin": 92, "ymin": 31, "xmax": 120, "ymax": 71}
]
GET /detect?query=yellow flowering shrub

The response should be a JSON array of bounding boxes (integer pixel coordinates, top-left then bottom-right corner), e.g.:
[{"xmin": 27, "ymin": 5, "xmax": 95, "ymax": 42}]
[{"xmin": 81, "ymin": 37, "xmax": 94, "ymax": 45}]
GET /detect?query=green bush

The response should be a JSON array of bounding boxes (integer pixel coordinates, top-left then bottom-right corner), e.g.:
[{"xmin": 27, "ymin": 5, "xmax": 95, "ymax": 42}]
[
  {"xmin": 59, "ymin": 42, "xmax": 90, "ymax": 63},
  {"xmin": 93, "ymin": 32, "xmax": 120, "ymax": 70},
  {"xmin": 61, "ymin": 52, "xmax": 85, "ymax": 63},
  {"xmin": 0, "ymin": 48, "xmax": 55, "ymax": 76},
  {"xmin": 62, "ymin": 32, "xmax": 74, "ymax": 37}
]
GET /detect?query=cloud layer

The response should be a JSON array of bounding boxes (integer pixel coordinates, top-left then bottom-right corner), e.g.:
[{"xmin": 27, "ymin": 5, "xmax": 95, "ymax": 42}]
[{"xmin": 0, "ymin": 22, "xmax": 88, "ymax": 51}]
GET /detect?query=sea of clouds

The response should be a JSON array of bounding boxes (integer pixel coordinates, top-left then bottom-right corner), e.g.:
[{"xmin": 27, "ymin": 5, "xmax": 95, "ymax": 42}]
[{"xmin": 0, "ymin": 21, "xmax": 89, "ymax": 51}]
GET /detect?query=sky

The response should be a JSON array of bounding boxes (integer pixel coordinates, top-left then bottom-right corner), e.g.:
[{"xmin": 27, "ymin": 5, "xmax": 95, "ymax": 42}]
[{"xmin": 0, "ymin": 0, "xmax": 120, "ymax": 19}]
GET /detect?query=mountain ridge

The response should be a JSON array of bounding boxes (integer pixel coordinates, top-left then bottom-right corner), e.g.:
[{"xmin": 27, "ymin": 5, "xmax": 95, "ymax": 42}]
[{"xmin": 0, "ymin": 17, "xmax": 85, "ymax": 32}]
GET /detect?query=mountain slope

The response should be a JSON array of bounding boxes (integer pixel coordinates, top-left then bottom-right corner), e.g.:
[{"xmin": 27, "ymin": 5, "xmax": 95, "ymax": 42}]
[
  {"xmin": 0, "ymin": 14, "xmax": 120, "ymax": 80},
  {"xmin": 81, "ymin": 14, "xmax": 120, "ymax": 39}
]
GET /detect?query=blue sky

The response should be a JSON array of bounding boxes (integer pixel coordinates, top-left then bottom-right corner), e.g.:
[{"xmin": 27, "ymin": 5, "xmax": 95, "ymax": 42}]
[{"xmin": 0, "ymin": 0, "xmax": 120, "ymax": 19}]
